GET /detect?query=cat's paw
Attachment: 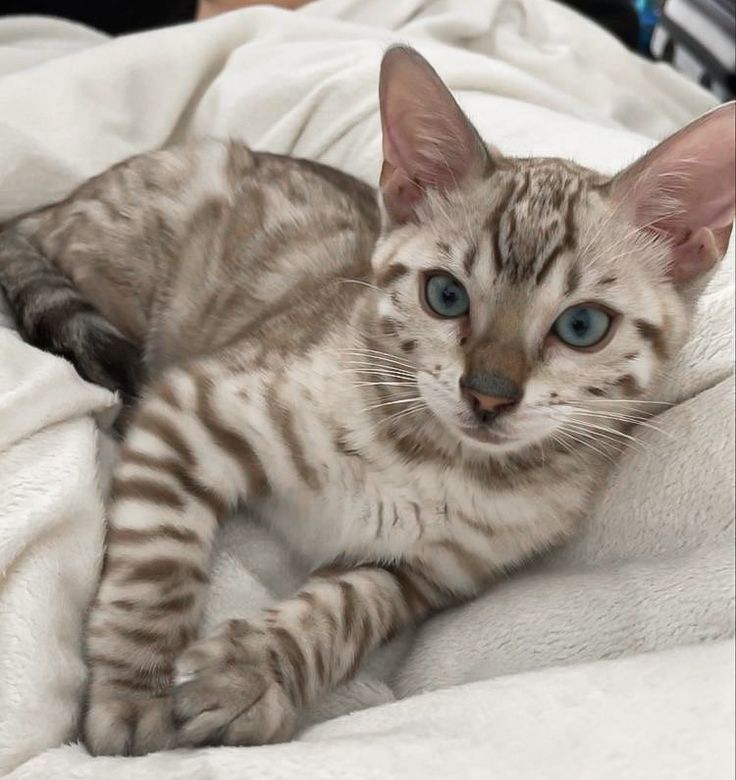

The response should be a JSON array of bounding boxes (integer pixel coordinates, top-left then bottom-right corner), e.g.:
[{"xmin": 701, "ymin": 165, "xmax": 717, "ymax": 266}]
[
  {"xmin": 83, "ymin": 685, "xmax": 177, "ymax": 756},
  {"xmin": 173, "ymin": 622, "xmax": 296, "ymax": 747}
]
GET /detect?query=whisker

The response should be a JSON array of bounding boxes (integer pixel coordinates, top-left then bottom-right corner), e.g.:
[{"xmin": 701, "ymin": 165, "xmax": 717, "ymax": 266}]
[
  {"xmin": 561, "ymin": 419, "xmax": 634, "ymax": 453},
  {"xmin": 564, "ymin": 418, "xmax": 651, "ymax": 453},
  {"xmin": 377, "ymin": 402, "xmax": 428, "ymax": 428},
  {"xmin": 336, "ymin": 348, "xmax": 417, "ymax": 369},
  {"xmin": 576, "ymin": 399, "xmax": 674, "ymax": 406},
  {"xmin": 338, "ymin": 364, "xmax": 416, "ymax": 379},
  {"xmin": 568, "ymin": 408, "xmax": 674, "ymax": 440},
  {"xmin": 337, "ymin": 278, "xmax": 383, "ymax": 293},
  {"xmin": 554, "ymin": 428, "xmax": 620, "ymax": 466},
  {"xmin": 354, "ymin": 381, "xmax": 417, "ymax": 388},
  {"xmin": 362, "ymin": 396, "xmax": 425, "ymax": 413}
]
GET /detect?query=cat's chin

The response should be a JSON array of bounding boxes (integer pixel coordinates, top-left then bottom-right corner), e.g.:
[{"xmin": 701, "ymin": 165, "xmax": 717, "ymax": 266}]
[{"xmin": 457, "ymin": 425, "xmax": 511, "ymax": 447}]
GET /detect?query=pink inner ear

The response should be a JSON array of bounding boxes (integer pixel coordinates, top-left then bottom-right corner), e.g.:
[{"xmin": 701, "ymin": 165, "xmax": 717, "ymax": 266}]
[
  {"xmin": 612, "ymin": 101, "xmax": 735, "ymax": 283},
  {"xmin": 378, "ymin": 46, "xmax": 489, "ymax": 223}
]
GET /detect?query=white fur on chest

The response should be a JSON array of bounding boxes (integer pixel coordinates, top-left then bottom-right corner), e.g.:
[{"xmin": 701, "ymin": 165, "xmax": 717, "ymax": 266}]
[
  {"xmin": 257, "ymin": 450, "xmax": 582, "ymax": 576},
  {"xmin": 215, "ymin": 358, "xmax": 588, "ymax": 579}
]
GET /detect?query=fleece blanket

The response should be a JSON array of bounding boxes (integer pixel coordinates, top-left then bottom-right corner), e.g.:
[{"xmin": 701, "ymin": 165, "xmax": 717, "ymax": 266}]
[{"xmin": 0, "ymin": 1, "xmax": 733, "ymax": 777}]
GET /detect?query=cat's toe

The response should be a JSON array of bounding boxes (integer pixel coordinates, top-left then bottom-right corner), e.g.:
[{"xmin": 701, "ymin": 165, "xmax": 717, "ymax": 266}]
[
  {"xmin": 83, "ymin": 690, "xmax": 176, "ymax": 756},
  {"xmin": 173, "ymin": 633, "xmax": 295, "ymax": 746}
]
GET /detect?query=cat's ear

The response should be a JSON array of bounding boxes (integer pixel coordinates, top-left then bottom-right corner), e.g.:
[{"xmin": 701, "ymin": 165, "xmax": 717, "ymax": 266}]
[
  {"xmin": 378, "ymin": 45, "xmax": 490, "ymax": 225},
  {"xmin": 610, "ymin": 101, "xmax": 735, "ymax": 286}
]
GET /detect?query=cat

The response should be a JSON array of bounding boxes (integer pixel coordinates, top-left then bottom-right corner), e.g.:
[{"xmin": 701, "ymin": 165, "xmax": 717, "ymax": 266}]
[{"xmin": 0, "ymin": 45, "xmax": 733, "ymax": 757}]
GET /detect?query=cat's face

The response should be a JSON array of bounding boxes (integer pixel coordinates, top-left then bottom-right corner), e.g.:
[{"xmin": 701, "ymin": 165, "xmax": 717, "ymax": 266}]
[
  {"xmin": 369, "ymin": 160, "xmax": 690, "ymax": 454},
  {"xmin": 367, "ymin": 46, "xmax": 734, "ymax": 457}
]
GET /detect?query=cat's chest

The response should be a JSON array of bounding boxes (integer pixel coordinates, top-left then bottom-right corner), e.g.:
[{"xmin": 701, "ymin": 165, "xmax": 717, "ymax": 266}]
[{"xmin": 255, "ymin": 450, "xmax": 578, "ymax": 573}]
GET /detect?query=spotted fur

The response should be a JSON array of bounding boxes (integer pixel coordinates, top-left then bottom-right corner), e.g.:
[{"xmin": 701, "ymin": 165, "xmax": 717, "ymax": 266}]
[{"xmin": 0, "ymin": 47, "xmax": 732, "ymax": 756}]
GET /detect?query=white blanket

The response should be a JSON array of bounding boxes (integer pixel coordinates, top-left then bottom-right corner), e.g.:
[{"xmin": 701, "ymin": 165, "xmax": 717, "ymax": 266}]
[{"xmin": 0, "ymin": 1, "xmax": 733, "ymax": 777}]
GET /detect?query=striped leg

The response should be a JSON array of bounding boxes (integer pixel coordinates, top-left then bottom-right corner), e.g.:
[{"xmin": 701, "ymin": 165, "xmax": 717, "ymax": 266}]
[
  {"xmin": 172, "ymin": 563, "xmax": 448, "ymax": 747},
  {"xmin": 83, "ymin": 369, "xmax": 259, "ymax": 756}
]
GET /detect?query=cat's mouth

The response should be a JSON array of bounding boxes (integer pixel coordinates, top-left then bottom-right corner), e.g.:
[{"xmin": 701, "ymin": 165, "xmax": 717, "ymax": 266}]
[{"xmin": 457, "ymin": 424, "xmax": 513, "ymax": 446}]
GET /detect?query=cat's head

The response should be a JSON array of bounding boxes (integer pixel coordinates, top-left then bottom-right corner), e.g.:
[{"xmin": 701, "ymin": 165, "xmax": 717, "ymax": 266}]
[{"xmin": 364, "ymin": 46, "xmax": 735, "ymax": 456}]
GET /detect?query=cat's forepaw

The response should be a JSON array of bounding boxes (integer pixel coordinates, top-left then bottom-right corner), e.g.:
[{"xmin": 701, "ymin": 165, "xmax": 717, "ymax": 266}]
[
  {"xmin": 83, "ymin": 684, "xmax": 176, "ymax": 756},
  {"xmin": 173, "ymin": 622, "xmax": 296, "ymax": 747}
]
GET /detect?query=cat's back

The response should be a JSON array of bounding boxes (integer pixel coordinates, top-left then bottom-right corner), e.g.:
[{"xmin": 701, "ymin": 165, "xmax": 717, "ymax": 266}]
[{"xmin": 18, "ymin": 139, "xmax": 381, "ymax": 368}]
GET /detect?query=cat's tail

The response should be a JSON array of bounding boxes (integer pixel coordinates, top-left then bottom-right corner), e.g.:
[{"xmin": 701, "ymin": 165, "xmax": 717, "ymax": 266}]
[{"xmin": 0, "ymin": 226, "xmax": 144, "ymax": 407}]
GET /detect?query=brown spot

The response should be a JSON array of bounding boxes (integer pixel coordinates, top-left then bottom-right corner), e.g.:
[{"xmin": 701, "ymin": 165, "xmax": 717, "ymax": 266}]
[
  {"xmin": 586, "ymin": 386, "xmax": 605, "ymax": 397},
  {"xmin": 155, "ymin": 593, "xmax": 196, "ymax": 613},
  {"xmin": 268, "ymin": 388, "xmax": 320, "ymax": 490},
  {"xmin": 195, "ymin": 375, "xmax": 269, "ymax": 495},
  {"xmin": 463, "ymin": 245, "xmax": 477, "ymax": 276},
  {"xmin": 535, "ymin": 184, "xmax": 580, "ymax": 286},
  {"xmin": 411, "ymin": 502, "xmax": 424, "ymax": 538},
  {"xmin": 600, "ymin": 275, "xmax": 617, "ymax": 285},
  {"xmin": 109, "ymin": 599, "xmax": 137, "ymax": 611},
  {"xmin": 113, "ymin": 624, "xmax": 168, "ymax": 647},
  {"xmin": 431, "ymin": 539, "xmax": 490, "ymax": 584},
  {"xmin": 313, "ymin": 562, "xmax": 351, "ymax": 579},
  {"xmin": 107, "ymin": 677, "xmax": 158, "ymax": 694},
  {"xmin": 436, "ymin": 241, "xmax": 451, "ymax": 256},
  {"xmin": 375, "ymin": 502, "xmax": 385, "ymax": 538},
  {"xmin": 271, "ymin": 626, "xmax": 308, "ymax": 706},
  {"xmin": 564, "ymin": 264, "xmax": 581, "ymax": 296},
  {"xmin": 376, "ymin": 263, "xmax": 409, "ymax": 288},
  {"xmin": 635, "ymin": 319, "xmax": 669, "ymax": 361},
  {"xmin": 313, "ymin": 639, "xmax": 327, "ymax": 686},
  {"xmin": 624, "ymin": 352, "xmax": 639, "ymax": 361},
  {"xmin": 153, "ymin": 379, "xmax": 183, "ymax": 411},
  {"xmin": 380, "ymin": 317, "xmax": 399, "ymax": 336},
  {"xmin": 486, "ymin": 178, "xmax": 516, "ymax": 275},
  {"xmin": 88, "ymin": 654, "xmax": 136, "ymax": 673},
  {"xmin": 132, "ymin": 411, "xmax": 194, "ymax": 465},
  {"xmin": 334, "ymin": 429, "xmax": 362, "ymax": 458},
  {"xmin": 109, "ymin": 525, "xmax": 201, "ymax": 545},
  {"xmin": 386, "ymin": 565, "xmax": 433, "ymax": 618},
  {"xmin": 400, "ymin": 339, "xmax": 416, "ymax": 353},
  {"xmin": 614, "ymin": 373, "xmax": 643, "ymax": 398},
  {"xmin": 124, "ymin": 558, "xmax": 208, "ymax": 585},
  {"xmin": 456, "ymin": 511, "xmax": 495, "ymax": 539},
  {"xmin": 339, "ymin": 580, "xmax": 362, "ymax": 643},
  {"xmin": 176, "ymin": 468, "xmax": 230, "ymax": 519},
  {"xmin": 111, "ymin": 477, "xmax": 183, "ymax": 509},
  {"xmin": 119, "ymin": 447, "xmax": 229, "ymax": 519},
  {"xmin": 297, "ymin": 591, "xmax": 317, "ymax": 609}
]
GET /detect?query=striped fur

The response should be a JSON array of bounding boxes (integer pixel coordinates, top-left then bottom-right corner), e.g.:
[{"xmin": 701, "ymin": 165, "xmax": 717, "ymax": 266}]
[{"xmin": 0, "ymin": 51, "xmax": 730, "ymax": 757}]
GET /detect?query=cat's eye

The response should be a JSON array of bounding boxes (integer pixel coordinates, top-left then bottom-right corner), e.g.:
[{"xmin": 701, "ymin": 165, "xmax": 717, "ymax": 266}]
[
  {"xmin": 553, "ymin": 305, "xmax": 612, "ymax": 349},
  {"xmin": 424, "ymin": 274, "xmax": 470, "ymax": 318}
]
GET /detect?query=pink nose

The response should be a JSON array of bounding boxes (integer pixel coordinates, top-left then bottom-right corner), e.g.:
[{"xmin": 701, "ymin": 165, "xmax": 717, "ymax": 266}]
[{"xmin": 462, "ymin": 387, "xmax": 517, "ymax": 412}]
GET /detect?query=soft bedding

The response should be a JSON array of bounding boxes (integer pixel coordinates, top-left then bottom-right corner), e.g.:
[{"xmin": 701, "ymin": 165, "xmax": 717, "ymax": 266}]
[{"xmin": 0, "ymin": 1, "xmax": 733, "ymax": 777}]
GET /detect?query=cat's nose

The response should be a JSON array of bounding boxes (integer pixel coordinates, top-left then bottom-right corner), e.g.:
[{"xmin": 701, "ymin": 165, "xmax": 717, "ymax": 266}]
[
  {"xmin": 462, "ymin": 387, "xmax": 517, "ymax": 423},
  {"xmin": 460, "ymin": 373, "xmax": 520, "ymax": 424}
]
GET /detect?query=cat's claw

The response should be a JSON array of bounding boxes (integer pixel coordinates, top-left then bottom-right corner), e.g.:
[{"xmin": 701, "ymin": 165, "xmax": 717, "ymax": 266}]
[{"xmin": 173, "ymin": 628, "xmax": 296, "ymax": 747}]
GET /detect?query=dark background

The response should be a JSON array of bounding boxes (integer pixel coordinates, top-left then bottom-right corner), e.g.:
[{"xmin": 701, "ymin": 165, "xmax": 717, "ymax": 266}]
[{"xmin": 0, "ymin": 0, "xmax": 640, "ymax": 47}]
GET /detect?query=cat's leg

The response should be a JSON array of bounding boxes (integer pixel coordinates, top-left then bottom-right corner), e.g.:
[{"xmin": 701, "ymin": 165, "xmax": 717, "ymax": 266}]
[
  {"xmin": 173, "ymin": 562, "xmax": 453, "ymax": 747},
  {"xmin": 83, "ymin": 367, "xmax": 258, "ymax": 755}
]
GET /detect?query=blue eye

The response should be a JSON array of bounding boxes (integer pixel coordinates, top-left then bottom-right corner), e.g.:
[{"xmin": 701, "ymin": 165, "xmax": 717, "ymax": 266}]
[
  {"xmin": 425, "ymin": 274, "xmax": 470, "ymax": 318},
  {"xmin": 553, "ymin": 305, "xmax": 611, "ymax": 348}
]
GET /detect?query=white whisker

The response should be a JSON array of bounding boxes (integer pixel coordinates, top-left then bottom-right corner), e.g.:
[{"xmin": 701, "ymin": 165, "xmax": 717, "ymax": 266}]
[
  {"xmin": 362, "ymin": 396, "xmax": 425, "ymax": 414},
  {"xmin": 337, "ymin": 278, "xmax": 383, "ymax": 293}
]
